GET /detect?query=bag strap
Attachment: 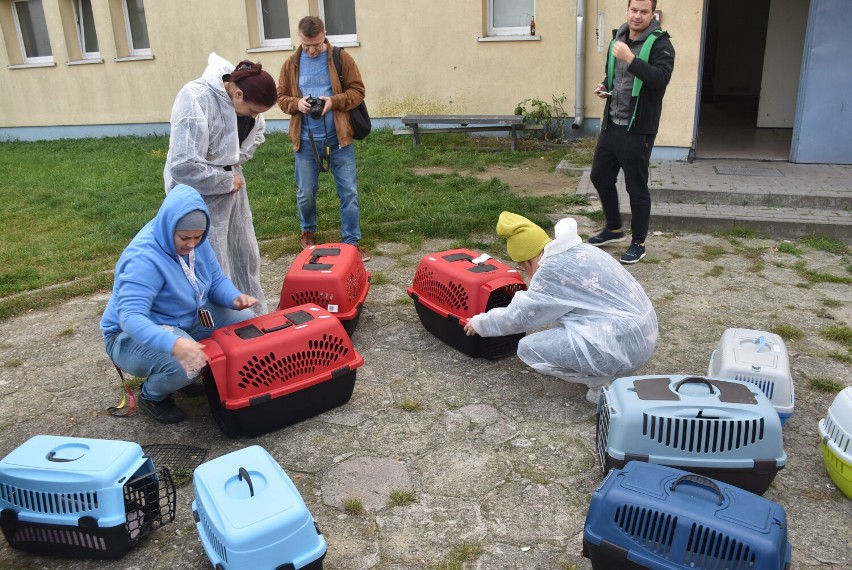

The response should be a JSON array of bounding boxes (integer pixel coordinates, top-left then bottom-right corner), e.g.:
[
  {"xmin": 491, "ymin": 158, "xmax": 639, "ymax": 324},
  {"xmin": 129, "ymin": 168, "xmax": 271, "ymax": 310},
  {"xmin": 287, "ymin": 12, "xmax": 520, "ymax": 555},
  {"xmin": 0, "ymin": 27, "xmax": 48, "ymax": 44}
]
[{"xmin": 333, "ymin": 46, "xmax": 346, "ymax": 91}]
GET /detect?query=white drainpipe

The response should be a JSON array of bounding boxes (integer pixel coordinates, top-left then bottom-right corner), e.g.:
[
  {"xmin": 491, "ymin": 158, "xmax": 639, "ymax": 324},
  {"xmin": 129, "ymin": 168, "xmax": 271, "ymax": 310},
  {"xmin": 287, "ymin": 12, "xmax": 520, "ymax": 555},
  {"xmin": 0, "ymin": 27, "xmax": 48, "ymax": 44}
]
[{"xmin": 573, "ymin": 0, "xmax": 586, "ymax": 130}]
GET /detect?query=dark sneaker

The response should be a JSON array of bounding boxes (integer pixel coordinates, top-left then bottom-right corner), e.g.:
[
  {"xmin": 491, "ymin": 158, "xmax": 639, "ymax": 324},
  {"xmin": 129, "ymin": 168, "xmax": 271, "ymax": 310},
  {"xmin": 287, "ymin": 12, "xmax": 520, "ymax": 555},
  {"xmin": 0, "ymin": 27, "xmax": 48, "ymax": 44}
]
[
  {"xmin": 587, "ymin": 228, "xmax": 626, "ymax": 246},
  {"xmin": 300, "ymin": 231, "xmax": 315, "ymax": 249},
  {"xmin": 178, "ymin": 381, "xmax": 206, "ymax": 397},
  {"xmin": 356, "ymin": 245, "xmax": 371, "ymax": 262},
  {"xmin": 620, "ymin": 242, "xmax": 646, "ymax": 264},
  {"xmin": 138, "ymin": 389, "xmax": 186, "ymax": 424}
]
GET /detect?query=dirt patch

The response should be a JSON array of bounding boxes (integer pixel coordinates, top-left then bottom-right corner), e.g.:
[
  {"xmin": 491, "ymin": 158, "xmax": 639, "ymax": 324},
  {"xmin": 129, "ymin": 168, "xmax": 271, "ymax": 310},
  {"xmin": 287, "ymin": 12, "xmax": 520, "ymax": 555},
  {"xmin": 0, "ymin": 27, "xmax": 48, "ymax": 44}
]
[{"xmin": 413, "ymin": 157, "xmax": 582, "ymax": 197}]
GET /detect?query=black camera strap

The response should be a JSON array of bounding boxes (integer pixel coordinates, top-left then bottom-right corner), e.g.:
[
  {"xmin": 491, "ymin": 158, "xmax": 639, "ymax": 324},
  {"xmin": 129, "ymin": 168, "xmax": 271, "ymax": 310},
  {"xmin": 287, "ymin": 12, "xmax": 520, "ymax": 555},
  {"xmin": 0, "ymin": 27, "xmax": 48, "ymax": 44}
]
[{"xmin": 306, "ymin": 114, "xmax": 331, "ymax": 172}]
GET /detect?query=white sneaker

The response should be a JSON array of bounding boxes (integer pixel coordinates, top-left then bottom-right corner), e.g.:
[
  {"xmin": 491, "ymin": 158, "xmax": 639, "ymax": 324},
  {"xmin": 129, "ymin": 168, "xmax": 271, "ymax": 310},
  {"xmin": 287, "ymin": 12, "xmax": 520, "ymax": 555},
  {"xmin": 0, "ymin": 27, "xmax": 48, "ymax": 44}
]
[{"xmin": 586, "ymin": 387, "xmax": 603, "ymax": 405}]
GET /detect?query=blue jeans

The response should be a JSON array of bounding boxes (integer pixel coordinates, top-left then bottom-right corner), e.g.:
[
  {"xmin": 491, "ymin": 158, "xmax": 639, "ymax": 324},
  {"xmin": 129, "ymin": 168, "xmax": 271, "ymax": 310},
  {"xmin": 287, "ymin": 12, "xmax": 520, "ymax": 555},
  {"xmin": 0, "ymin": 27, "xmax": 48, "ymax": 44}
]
[
  {"xmin": 294, "ymin": 139, "xmax": 361, "ymax": 245},
  {"xmin": 104, "ymin": 303, "xmax": 254, "ymax": 401}
]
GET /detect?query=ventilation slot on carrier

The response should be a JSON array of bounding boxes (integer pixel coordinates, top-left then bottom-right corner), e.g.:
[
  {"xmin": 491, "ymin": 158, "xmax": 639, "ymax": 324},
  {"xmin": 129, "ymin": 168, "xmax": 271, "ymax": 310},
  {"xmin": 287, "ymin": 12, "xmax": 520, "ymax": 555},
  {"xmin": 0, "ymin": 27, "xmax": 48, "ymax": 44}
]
[
  {"xmin": 195, "ymin": 501, "xmax": 228, "ymax": 564},
  {"xmin": 596, "ymin": 396, "xmax": 612, "ymax": 473},
  {"xmin": 236, "ymin": 334, "xmax": 350, "ymax": 390},
  {"xmin": 734, "ymin": 375, "xmax": 775, "ymax": 400},
  {"xmin": 411, "ymin": 268, "xmax": 470, "ymax": 312},
  {"xmin": 0, "ymin": 486, "xmax": 98, "ymax": 515},
  {"xmin": 613, "ymin": 505, "xmax": 677, "ymax": 558},
  {"xmin": 683, "ymin": 524, "xmax": 756, "ymax": 569},
  {"xmin": 642, "ymin": 414, "xmax": 765, "ymax": 453}
]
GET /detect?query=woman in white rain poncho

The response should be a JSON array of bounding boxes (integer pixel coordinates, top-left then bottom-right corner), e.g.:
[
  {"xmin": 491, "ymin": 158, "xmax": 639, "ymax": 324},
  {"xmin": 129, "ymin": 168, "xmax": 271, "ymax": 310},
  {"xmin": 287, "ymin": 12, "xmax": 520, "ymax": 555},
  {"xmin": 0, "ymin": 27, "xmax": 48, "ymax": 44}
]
[
  {"xmin": 465, "ymin": 212, "xmax": 658, "ymax": 403},
  {"xmin": 164, "ymin": 53, "xmax": 277, "ymax": 316}
]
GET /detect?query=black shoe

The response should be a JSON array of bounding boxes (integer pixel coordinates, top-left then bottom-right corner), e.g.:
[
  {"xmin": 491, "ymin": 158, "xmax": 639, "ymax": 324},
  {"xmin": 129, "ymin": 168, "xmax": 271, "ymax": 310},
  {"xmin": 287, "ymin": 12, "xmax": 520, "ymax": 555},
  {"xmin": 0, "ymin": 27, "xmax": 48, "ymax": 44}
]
[
  {"xmin": 138, "ymin": 388, "xmax": 186, "ymax": 424},
  {"xmin": 620, "ymin": 242, "xmax": 647, "ymax": 264},
  {"xmin": 587, "ymin": 228, "xmax": 626, "ymax": 246},
  {"xmin": 178, "ymin": 381, "xmax": 206, "ymax": 397}
]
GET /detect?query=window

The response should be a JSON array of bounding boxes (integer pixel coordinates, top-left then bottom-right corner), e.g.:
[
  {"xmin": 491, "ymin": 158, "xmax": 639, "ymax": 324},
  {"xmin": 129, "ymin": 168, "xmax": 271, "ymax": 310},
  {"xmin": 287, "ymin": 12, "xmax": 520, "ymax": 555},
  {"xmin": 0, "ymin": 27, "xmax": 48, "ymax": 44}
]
[
  {"xmin": 318, "ymin": 0, "xmax": 356, "ymax": 44},
  {"xmin": 74, "ymin": 0, "xmax": 99, "ymax": 58},
  {"xmin": 487, "ymin": 0, "xmax": 535, "ymax": 37},
  {"xmin": 11, "ymin": 0, "xmax": 53, "ymax": 64},
  {"xmin": 121, "ymin": 0, "xmax": 149, "ymax": 56},
  {"xmin": 257, "ymin": 0, "xmax": 290, "ymax": 48}
]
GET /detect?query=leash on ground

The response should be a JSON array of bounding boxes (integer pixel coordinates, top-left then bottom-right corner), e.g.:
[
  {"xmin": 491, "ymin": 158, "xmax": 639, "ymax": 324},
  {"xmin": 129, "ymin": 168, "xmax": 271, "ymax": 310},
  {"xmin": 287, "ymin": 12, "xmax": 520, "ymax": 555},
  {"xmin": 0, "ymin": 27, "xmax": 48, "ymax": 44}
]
[{"xmin": 106, "ymin": 363, "xmax": 136, "ymax": 417}]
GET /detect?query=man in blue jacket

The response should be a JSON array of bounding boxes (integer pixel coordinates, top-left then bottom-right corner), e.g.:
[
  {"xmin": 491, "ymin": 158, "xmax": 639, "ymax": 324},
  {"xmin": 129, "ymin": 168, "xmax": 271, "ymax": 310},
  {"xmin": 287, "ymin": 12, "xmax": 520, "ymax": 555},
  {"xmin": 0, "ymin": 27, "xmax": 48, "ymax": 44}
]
[
  {"xmin": 101, "ymin": 185, "xmax": 257, "ymax": 423},
  {"xmin": 587, "ymin": 0, "xmax": 675, "ymax": 264}
]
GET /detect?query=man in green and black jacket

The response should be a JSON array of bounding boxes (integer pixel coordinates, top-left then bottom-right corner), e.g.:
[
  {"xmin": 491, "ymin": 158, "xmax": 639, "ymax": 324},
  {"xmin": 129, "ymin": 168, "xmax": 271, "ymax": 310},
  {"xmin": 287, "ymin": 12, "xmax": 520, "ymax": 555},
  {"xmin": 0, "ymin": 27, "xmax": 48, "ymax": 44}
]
[{"xmin": 587, "ymin": 0, "xmax": 675, "ymax": 264}]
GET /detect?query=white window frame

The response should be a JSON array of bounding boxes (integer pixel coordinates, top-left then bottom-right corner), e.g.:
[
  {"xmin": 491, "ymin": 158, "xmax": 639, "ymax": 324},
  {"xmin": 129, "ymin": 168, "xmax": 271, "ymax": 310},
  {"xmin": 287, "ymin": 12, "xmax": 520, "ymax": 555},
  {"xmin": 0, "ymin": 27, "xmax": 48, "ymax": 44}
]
[
  {"xmin": 121, "ymin": 0, "xmax": 150, "ymax": 57},
  {"xmin": 11, "ymin": 0, "xmax": 54, "ymax": 64},
  {"xmin": 487, "ymin": 0, "xmax": 535, "ymax": 37},
  {"xmin": 256, "ymin": 0, "xmax": 291, "ymax": 49},
  {"xmin": 318, "ymin": 0, "xmax": 357, "ymax": 45},
  {"xmin": 74, "ymin": 0, "xmax": 100, "ymax": 59}
]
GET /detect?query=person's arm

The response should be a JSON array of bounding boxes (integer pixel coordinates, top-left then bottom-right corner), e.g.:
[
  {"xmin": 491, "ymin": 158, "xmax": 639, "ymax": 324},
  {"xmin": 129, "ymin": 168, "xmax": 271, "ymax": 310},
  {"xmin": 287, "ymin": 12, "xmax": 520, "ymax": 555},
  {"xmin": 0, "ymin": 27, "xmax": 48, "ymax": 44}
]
[
  {"xmin": 627, "ymin": 35, "xmax": 675, "ymax": 91},
  {"xmin": 277, "ymin": 59, "xmax": 303, "ymax": 115},
  {"xmin": 115, "ymin": 266, "xmax": 181, "ymax": 355},
  {"xmin": 331, "ymin": 49, "xmax": 365, "ymax": 112},
  {"xmin": 167, "ymin": 89, "xmax": 234, "ymax": 195}
]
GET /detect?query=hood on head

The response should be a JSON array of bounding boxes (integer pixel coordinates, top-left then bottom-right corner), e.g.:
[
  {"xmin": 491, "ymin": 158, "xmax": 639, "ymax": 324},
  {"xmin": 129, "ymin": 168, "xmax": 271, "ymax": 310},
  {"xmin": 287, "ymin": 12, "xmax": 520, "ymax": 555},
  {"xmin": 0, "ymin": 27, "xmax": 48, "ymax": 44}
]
[{"xmin": 155, "ymin": 185, "xmax": 211, "ymax": 257}]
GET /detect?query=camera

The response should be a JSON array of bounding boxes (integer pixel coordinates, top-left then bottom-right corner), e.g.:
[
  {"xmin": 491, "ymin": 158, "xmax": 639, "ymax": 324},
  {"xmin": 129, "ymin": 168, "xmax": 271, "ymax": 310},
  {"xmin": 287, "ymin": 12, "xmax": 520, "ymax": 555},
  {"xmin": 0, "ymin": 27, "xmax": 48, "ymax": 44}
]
[{"xmin": 305, "ymin": 95, "xmax": 324, "ymax": 120}]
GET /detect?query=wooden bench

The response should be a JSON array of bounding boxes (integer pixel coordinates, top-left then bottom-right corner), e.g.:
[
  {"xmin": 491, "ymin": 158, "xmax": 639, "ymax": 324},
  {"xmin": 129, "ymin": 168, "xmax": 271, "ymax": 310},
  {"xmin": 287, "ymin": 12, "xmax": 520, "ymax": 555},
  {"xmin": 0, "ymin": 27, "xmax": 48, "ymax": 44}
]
[{"xmin": 395, "ymin": 114, "xmax": 543, "ymax": 151}]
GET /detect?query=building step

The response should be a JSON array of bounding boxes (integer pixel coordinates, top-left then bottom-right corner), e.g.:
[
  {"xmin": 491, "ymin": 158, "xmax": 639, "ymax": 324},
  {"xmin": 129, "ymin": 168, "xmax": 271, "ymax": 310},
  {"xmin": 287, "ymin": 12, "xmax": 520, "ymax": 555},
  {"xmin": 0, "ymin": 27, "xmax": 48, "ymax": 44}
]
[{"xmin": 571, "ymin": 165, "xmax": 852, "ymax": 243}]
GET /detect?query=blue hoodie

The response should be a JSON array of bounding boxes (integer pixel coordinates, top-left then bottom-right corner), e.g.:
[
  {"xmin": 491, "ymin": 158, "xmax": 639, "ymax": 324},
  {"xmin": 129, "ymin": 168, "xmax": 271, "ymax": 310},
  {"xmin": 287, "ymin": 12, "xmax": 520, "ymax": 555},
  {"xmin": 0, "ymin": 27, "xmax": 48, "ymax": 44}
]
[{"xmin": 100, "ymin": 185, "xmax": 241, "ymax": 354}]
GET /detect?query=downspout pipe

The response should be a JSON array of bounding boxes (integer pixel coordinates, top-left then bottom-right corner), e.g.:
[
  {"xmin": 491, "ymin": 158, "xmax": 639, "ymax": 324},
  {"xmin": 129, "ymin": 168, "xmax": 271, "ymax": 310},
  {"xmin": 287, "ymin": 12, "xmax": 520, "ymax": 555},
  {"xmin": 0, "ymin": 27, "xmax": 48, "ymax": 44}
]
[{"xmin": 572, "ymin": 0, "xmax": 586, "ymax": 130}]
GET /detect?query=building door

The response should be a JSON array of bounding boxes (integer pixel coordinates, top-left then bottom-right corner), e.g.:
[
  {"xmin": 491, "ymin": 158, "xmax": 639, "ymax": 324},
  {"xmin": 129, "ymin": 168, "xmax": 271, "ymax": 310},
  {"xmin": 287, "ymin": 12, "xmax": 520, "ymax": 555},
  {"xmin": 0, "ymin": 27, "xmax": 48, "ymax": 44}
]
[
  {"xmin": 790, "ymin": 0, "xmax": 852, "ymax": 164},
  {"xmin": 694, "ymin": 0, "xmax": 807, "ymax": 161}
]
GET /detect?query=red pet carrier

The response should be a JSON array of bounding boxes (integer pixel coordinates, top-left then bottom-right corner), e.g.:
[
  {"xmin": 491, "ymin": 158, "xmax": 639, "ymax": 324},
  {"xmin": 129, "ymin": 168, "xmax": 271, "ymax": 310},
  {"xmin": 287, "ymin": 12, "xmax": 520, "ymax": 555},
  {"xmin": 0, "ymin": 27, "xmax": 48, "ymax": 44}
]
[
  {"xmin": 201, "ymin": 304, "xmax": 364, "ymax": 437},
  {"xmin": 407, "ymin": 249, "xmax": 527, "ymax": 358},
  {"xmin": 278, "ymin": 243, "xmax": 370, "ymax": 336}
]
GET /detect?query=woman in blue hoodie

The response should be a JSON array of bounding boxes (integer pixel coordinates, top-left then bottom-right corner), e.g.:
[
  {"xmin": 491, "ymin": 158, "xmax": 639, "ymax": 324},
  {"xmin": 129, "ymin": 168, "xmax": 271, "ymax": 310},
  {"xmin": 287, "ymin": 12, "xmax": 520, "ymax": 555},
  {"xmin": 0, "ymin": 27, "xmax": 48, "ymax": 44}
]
[{"xmin": 100, "ymin": 185, "xmax": 257, "ymax": 423}]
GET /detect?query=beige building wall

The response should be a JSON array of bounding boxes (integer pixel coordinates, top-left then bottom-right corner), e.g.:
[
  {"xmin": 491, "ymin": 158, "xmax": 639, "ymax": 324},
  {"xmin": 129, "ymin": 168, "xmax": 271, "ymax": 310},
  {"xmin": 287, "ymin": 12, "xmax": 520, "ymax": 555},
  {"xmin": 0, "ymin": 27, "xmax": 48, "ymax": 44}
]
[{"xmin": 0, "ymin": 0, "xmax": 702, "ymax": 150}]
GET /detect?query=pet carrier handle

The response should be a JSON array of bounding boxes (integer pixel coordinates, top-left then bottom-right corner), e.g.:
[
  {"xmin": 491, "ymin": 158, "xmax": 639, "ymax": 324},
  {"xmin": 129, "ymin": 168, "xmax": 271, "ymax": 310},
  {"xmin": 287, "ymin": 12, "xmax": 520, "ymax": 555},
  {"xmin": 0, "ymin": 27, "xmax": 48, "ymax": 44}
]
[
  {"xmin": 238, "ymin": 467, "xmax": 255, "ymax": 497},
  {"xmin": 304, "ymin": 247, "xmax": 341, "ymax": 271},
  {"xmin": 671, "ymin": 473, "xmax": 724, "ymax": 505},
  {"xmin": 753, "ymin": 335, "xmax": 769, "ymax": 352},
  {"xmin": 673, "ymin": 376, "xmax": 716, "ymax": 394},
  {"xmin": 46, "ymin": 450, "xmax": 82, "ymax": 462}
]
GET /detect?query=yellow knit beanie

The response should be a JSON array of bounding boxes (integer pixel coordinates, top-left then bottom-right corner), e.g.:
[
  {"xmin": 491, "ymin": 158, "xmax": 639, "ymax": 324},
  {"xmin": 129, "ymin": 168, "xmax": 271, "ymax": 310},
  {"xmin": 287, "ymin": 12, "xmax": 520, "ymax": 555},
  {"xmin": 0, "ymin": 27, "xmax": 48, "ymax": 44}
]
[{"xmin": 496, "ymin": 211, "xmax": 552, "ymax": 262}]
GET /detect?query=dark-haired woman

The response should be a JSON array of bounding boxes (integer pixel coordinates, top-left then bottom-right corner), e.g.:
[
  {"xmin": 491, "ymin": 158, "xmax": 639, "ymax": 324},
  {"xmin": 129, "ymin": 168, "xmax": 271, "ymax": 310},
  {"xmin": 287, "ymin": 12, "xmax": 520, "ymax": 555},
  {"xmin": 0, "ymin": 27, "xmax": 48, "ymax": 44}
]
[{"xmin": 164, "ymin": 53, "xmax": 277, "ymax": 316}]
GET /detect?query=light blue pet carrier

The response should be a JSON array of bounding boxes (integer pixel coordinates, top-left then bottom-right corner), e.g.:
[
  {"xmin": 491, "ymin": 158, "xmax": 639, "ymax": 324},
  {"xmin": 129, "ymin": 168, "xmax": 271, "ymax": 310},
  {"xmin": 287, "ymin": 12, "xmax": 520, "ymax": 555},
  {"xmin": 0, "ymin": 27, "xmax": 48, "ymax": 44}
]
[
  {"xmin": 192, "ymin": 445, "xmax": 326, "ymax": 569},
  {"xmin": 596, "ymin": 375, "xmax": 786, "ymax": 495},
  {"xmin": 0, "ymin": 435, "xmax": 175, "ymax": 559}
]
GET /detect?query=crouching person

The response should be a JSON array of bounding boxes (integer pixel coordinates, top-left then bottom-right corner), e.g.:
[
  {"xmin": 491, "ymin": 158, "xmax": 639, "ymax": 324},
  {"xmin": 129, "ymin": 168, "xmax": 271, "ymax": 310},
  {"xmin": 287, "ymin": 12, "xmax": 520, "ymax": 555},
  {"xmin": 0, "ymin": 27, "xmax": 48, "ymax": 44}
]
[
  {"xmin": 100, "ymin": 185, "xmax": 257, "ymax": 423},
  {"xmin": 464, "ymin": 211, "xmax": 658, "ymax": 404}
]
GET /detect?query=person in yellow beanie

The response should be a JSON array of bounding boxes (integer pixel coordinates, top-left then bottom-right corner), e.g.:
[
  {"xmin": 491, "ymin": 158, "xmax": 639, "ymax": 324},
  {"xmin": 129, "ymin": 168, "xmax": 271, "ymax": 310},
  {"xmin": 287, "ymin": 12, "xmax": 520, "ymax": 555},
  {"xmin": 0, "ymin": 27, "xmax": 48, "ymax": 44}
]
[{"xmin": 464, "ymin": 212, "xmax": 659, "ymax": 404}]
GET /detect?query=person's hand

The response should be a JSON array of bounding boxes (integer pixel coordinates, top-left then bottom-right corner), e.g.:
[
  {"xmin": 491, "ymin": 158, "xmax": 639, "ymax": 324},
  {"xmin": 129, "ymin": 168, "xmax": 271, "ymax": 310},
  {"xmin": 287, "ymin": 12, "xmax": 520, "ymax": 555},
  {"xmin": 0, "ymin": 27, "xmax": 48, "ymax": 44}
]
[
  {"xmin": 319, "ymin": 96, "xmax": 332, "ymax": 116},
  {"xmin": 297, "ymin": 97, "xmax": 311, "ymax": 114},
  {"xmin": 172, "ymin": 337, "xmax": 208, "ymax": 376},
  {"xmin": 464, "ymin": 322, "xmax": 478, "ymax": 337},
  {"xmin": 611, "ymin": 41, "xmax": 635, "ymax": 64},
  {"xmin": 594, "ymin": 83, "xmax": 610, "ymax": 99},
  {"xmin": 232, "ymin": 294, "xmax": 258, "ymax": 310},
  {"xmin": 231, "ymin": 174, "xmax": 244, "ymax": 193}
]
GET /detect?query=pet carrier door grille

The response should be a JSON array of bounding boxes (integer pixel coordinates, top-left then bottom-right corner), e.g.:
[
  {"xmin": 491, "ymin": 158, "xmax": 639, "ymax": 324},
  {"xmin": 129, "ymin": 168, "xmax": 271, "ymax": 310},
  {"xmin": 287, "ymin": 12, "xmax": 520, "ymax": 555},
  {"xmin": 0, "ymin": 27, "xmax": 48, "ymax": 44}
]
[
  {"xmin": 596, "ymin": 396, "xmax": 612, "ymax": 473},
  {"xmin": 236, "ymin": 333, "xmax": 351, "ymax": 390},
  {"xmin": 683, "ymin": 524, "xmax": 756, "ymax": 569},
  {"xmin": 642, "ymin": 413, "xmax": 766, "ymax": 453},
  {"xmin": 614, "ymin": 505, "xmax": 677, "ymax": 558},
  {"xmin": 485, "ymin": 285, "xmax": 525, "ymax": 311},
  {"xmin": 411, "ymin": 268, "xmax": 470, "ymax": 312}
]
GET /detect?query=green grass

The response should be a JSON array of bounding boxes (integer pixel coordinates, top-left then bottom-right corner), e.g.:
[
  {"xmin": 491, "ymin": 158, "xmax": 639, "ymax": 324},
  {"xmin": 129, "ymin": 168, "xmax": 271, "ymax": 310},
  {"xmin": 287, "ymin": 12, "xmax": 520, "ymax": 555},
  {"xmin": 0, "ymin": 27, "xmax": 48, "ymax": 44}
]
[
  {"xmin": 0, "ymin": 130, "xmax": 585, "ymax": 320},
  {"xmin": 808, "ymin": 377, "xmax": 845, "ymax": 392},
  {"xmin": 821, "ymin": 324, "xmax": 852, "ymax": 347},
  {"xmin": 342, "ymin": 497, "xmax": 364, "ymax": 515},
  {"xmin": 801, "ymin": 236, "xmax": 848, "ymax": 255},
  {"xmin": 398, "ymin": 399, "xmax": 422, "ymax": 412},
  {"xmin": 771, "ymin": 324, "xmax": 804, "ymax": 341},
  {"xmin": 432, "ymin": 541, "xmax": 485, "ymax": 570},
  {"xmin": 777, "ymin": 242, "xmax": 802, "ymax": 255},
  {"xmin": 389, "ymin": 489, "xmax": 417, "ymax": 507}
]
